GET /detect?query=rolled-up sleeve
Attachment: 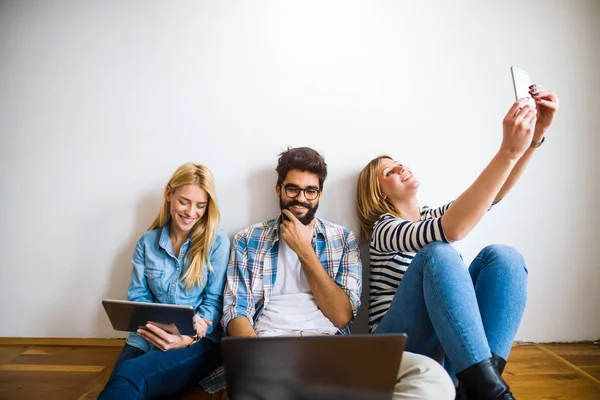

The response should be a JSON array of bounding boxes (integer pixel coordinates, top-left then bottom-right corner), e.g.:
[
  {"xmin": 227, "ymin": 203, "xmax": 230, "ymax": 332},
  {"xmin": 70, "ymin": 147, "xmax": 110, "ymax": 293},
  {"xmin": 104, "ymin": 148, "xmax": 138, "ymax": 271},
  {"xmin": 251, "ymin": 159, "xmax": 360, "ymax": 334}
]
[
  {"xmin": 221, "ymin": 231, "xmax": 256, "ymax": 332},
  {"xmin": 337, "ymin": 230, "xmax": 362, "ymax": 317}
]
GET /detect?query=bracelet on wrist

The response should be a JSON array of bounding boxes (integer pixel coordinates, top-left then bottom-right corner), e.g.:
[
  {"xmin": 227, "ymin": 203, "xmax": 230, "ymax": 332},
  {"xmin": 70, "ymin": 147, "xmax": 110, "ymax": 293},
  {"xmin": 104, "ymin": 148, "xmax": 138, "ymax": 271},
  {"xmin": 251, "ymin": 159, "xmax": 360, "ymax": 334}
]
[
  {"xmin": 187, "ymin": 336, "xmax": 200, "ymax": 348},
  {"xmin": 530, "ymin": 137, "xmax": 545, "ymax": 148}
]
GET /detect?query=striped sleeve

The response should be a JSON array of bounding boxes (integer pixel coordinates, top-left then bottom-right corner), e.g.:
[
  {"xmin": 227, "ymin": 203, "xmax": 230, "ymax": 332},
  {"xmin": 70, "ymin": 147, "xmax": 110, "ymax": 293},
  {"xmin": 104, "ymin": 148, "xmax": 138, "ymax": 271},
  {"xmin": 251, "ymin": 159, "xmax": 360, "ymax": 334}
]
[
  {"xmin": 372, "ymin": 213, "xmax": 449, "ymax": 253},
  {"xmin": 424, "ymin": 200, "xmax": 498, "ymax": 218},
  {"xmin": 422, "ymin": 201, "xmax": 454, "ymax": 219}
]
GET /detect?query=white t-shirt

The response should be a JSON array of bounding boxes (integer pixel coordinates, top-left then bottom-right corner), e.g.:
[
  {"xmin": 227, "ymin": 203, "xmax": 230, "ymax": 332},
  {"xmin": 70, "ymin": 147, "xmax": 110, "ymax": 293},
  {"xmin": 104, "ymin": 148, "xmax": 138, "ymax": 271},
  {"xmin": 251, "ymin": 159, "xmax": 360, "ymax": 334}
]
[{"xmin": 254, "ymin": 239, "xmax": 339, "ymax": 337}]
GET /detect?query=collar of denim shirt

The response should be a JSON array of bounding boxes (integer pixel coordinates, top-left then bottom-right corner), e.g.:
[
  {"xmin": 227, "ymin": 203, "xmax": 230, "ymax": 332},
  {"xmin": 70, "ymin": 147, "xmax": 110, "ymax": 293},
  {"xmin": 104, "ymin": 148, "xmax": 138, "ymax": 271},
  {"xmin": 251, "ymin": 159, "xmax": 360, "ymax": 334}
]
[{"xmin": 157, "ymin": 223, "xmax": 192, "ymax": 259}]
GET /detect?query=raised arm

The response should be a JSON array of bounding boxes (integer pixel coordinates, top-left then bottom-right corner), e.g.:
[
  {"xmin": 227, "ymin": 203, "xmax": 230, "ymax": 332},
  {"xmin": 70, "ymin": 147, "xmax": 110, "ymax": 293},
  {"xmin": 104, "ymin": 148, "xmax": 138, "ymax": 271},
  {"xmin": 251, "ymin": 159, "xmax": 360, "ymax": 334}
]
[
  {"xmin": 440, "ymin": 99, "xmax": 537, "ymax": 242},
  {"xmin": 493, "ymin": 86, "xmax": 559, "ymax": 203}
]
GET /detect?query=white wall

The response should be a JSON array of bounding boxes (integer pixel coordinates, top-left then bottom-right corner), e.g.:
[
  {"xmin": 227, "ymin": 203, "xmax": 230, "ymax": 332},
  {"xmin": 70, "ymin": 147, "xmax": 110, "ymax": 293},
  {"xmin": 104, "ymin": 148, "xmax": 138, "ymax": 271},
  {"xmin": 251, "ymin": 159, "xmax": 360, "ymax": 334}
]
[{"xmin": 0, "ymin": 0, "xmax": 598, "ymax": 342}]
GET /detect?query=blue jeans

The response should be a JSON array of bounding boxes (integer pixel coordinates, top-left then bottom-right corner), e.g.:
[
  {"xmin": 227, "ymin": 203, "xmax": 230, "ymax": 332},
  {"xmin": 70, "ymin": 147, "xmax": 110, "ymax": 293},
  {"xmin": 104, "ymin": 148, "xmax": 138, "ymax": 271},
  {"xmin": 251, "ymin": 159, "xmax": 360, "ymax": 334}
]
[
  {"xmin": 375, "ymin": 242, "xmax": 527, "ymax": 376},
  {"xmin": 99, "ymin": 339, "xmax": 220, "ymax": 400}
]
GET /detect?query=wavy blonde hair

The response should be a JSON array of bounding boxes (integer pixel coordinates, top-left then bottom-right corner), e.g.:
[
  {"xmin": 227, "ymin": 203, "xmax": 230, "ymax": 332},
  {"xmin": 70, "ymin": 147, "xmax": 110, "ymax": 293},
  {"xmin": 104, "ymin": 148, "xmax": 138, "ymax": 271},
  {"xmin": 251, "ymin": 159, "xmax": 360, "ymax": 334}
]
[
  {"xmin": 149, "ymin": 163, "xmax": 220, "ymax": 290},
  {"xmin": 356, "ymin": 155, "xmax": 402, "ymax": 243}
]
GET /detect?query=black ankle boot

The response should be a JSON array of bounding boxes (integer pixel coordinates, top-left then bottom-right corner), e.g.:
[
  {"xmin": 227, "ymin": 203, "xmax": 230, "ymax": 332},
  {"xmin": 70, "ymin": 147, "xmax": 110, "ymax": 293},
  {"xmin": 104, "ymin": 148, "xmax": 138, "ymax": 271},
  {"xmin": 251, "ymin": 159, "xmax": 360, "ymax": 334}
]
[
  {"xmin": 492, "ymin": 353, "xmax": 508, "ymax": 375},
  {"xmin": 455, "ymin": 354, "xmax": 510, "ymax": 399},
  {"xmin": 456, "ymin": 358, "xmax": 515, "ymax": 400}
]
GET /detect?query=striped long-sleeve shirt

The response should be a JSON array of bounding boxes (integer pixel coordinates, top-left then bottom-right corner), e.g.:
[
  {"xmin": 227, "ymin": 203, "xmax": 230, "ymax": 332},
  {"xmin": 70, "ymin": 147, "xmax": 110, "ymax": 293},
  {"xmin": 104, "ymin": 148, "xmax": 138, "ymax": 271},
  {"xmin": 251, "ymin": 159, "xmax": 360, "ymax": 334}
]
[{"xmin": 368, "ymin": 202, "xmax": 452, "ymax": 333}]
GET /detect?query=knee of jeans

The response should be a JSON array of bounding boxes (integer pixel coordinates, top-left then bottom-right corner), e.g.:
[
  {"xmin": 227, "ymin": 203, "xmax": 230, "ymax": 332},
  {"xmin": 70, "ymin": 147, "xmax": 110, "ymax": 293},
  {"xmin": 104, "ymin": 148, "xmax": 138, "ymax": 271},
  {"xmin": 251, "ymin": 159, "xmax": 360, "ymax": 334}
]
[
  {"xmin": 419, "ymin": 242, "xmax": 462, "ymax": 270},
  {"xmin": 481, "ymin": 244, "xmax": 528, "ymax": 276},
  {"xmin": 111, "ymin": 360, "xmax": 147, "ymax": 395}
]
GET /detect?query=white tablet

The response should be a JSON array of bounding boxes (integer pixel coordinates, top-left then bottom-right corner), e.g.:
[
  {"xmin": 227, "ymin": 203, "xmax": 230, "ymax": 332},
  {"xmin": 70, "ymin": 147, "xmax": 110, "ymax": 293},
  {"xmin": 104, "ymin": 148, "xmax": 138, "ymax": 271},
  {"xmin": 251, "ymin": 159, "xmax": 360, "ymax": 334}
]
[
  {"xmin": 102, "ymin": 299, "xmax": 196, "ymax": 336},
  {"xmin": 510, "ymin": 66, "xmax": 536, "ymax": 109}
]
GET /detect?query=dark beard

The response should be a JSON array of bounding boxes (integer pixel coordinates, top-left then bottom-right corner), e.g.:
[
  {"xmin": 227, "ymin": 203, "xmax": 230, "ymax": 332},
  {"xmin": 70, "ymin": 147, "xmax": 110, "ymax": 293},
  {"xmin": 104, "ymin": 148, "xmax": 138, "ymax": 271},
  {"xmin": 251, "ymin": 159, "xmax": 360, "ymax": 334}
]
[{"xmin": 279, "ymin": 198, "xmax": 319, "ymax": 225}]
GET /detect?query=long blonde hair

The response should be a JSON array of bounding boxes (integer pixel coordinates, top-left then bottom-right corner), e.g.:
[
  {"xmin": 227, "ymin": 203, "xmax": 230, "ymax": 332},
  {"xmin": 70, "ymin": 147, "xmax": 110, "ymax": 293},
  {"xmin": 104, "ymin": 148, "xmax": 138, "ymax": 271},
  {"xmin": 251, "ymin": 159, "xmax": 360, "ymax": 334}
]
[
  {"xmin": 149, "ymin": 163, "xmax": 220, "ymax": 290},
  {"xmin": 356, "ymin": 155, "xmax": 402, "ymax": 243}
]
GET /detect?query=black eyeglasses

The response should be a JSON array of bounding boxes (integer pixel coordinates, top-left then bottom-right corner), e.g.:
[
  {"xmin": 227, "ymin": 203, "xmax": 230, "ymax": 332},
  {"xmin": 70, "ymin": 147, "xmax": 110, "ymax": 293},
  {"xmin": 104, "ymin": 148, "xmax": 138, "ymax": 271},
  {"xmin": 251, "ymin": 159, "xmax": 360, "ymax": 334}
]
[{"xmin": 280, "ymin": 184, "xmax": 321, "ymax": 200}]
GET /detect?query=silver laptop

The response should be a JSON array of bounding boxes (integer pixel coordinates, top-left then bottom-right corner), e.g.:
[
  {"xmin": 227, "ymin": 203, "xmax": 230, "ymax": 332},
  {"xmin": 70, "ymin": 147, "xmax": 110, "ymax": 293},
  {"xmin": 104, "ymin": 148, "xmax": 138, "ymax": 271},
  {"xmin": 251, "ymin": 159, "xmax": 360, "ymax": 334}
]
[{"xmin": 222, "ymin": 334, "xmax": 407, "ymax": 400}]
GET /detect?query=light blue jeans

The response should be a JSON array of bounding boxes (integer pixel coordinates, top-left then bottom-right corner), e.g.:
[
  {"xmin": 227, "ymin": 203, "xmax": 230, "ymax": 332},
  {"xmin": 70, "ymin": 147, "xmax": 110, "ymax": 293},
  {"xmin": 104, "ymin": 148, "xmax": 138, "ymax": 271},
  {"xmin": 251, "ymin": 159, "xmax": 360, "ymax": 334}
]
[{"xmin": 375, "ymin": 242, "xmax": 527, "ymax": 378}]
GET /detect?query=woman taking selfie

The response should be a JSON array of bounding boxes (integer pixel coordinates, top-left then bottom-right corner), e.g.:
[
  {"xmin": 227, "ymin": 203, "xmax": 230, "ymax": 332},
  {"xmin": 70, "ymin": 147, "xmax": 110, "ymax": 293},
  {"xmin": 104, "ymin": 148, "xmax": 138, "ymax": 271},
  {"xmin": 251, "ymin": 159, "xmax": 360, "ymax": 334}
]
[{"xmin": 356, "ymin": 86, "xmax": 558, "ymax": 400}]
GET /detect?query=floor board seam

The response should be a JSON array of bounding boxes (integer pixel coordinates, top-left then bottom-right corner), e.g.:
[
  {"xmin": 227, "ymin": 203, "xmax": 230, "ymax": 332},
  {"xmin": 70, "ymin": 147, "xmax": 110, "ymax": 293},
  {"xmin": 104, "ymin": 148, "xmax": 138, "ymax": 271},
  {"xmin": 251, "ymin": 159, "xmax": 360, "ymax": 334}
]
[{"xmin": 535, "ymin": 344, "xmax": 600, "ymax": 387}]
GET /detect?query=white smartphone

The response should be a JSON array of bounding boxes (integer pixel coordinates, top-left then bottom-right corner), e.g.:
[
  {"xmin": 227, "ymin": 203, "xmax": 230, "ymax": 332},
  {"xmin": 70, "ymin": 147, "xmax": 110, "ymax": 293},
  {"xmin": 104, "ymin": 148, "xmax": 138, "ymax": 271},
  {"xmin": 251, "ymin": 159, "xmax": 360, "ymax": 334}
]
[{"xmin": 510, "ymin": 66, "xmax": 536, "ymax": 109}]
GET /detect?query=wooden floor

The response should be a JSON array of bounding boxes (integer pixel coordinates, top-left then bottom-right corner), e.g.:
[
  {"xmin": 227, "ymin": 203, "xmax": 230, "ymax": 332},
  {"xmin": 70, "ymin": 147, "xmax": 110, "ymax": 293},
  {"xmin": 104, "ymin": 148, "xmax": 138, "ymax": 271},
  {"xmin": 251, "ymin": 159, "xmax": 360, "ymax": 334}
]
[{"xmin": 0, "ymin": 340, "xmax": 598, "ymax": 399}]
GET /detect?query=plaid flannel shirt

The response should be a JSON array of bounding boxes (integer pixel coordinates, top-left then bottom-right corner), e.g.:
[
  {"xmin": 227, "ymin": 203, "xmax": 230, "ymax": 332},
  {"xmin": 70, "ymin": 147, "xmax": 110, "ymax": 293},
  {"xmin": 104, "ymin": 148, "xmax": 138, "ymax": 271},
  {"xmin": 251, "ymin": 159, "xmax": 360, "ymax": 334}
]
[{"xmin": 199, "ymin": 216, "xmax": 362, "ymax": 393}]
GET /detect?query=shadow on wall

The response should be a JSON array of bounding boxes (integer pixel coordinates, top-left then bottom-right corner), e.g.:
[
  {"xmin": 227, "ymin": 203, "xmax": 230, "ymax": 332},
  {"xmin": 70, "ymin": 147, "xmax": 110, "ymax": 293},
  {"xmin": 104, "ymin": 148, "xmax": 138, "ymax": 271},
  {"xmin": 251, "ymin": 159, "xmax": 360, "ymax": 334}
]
[
  {"xmin": 93, "ymin": 193, "xmax": 161, "ymax": 338},
  {"xmin": 318, "ymin": 170, "xmax": 359, "ymax": 233},
  {"xmin": 352, "ymin": 242, "xmax": 371, "ymax": 334},
  {"xmin": 319, "ymin": 170, "xmax": 369, "ymax": 333},
  {"xmin": 218, "ymin": 166, "xmax": 279, "ymax": 233},
  {"xmin": 249, "ymin": 166, "xmax": 279, "ymax": 225}
]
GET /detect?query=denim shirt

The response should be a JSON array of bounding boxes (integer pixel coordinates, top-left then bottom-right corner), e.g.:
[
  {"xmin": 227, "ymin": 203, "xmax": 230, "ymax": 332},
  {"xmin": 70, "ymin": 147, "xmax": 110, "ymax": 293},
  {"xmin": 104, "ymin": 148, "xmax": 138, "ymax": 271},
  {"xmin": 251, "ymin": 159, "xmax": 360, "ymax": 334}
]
[{"xmin": 126, "ymin": 224, "xmax": 230, "ymax": 352}]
